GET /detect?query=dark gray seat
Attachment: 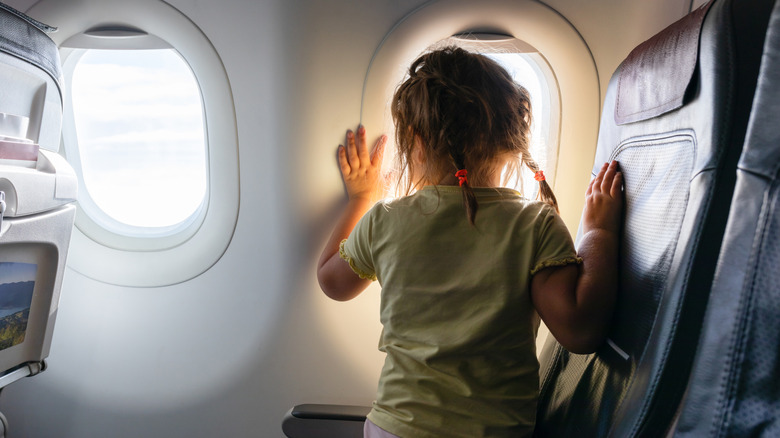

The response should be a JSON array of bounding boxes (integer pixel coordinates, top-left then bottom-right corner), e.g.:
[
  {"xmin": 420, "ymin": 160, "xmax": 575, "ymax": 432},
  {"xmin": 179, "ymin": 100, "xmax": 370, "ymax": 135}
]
[
  {"xmin": 535, "ymin": 0, "xmax": 776, "ymax": 437},
  {"xmin": 673, "ymin": 2, "xmax": 780, "ymax": 436}
]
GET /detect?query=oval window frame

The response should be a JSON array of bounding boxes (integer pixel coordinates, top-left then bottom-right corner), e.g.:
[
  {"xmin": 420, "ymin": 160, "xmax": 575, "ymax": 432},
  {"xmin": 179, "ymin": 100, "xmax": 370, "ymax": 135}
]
[{"xmin": 27, "ymin": 0, "xmax": 240, "ymax": 287}]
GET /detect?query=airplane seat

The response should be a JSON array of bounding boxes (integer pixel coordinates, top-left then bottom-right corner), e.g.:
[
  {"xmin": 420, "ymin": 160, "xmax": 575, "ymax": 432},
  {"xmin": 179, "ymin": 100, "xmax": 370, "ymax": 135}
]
[
  {"xmin": 0, "ymin": 3, "xmax": 77, "ymax": 436},
  {"xmin": 535, "ymin": 0, "xmax": 776, "ymax": 437},
  {"xmin": 672, "ymin": 1, "xmax": 780, "ymax": 436}
]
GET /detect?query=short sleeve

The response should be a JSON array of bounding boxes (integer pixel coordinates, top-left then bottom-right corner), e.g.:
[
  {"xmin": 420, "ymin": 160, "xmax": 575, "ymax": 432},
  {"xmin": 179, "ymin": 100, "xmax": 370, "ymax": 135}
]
[
  {"xmin": 339, "ymin": 208, "xmax": 377, "ymax": 281},
  {"xmin": 531, "ymin": 206, "xmax": 583, "ymax": 275}
]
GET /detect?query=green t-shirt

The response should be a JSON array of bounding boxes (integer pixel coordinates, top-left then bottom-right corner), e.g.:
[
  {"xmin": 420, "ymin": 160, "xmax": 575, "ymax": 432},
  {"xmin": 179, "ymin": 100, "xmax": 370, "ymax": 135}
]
[{"xmin": 340, "ymin": 186, "xmax": 580, "ymax": 438}]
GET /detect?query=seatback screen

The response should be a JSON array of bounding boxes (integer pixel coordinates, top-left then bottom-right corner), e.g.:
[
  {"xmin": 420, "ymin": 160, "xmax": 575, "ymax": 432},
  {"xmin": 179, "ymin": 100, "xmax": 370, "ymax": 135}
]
[{"xmin": 0, "ymin": 262, "xmax": 36, "ymax": 351}]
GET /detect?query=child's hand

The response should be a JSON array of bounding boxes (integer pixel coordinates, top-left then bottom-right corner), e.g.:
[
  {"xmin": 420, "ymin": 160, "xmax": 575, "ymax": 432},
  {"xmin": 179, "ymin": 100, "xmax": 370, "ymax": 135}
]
[
  {"xmin": 532, "ymin": 161, "xmax": 622, "ymax": 354},
  {"xmin": 582, "ymin": 160, "xmax": 623, "ymax": 235},
  {"xmin": 338, "ymin": 125, "xmax": 387, "ymax": 203}
]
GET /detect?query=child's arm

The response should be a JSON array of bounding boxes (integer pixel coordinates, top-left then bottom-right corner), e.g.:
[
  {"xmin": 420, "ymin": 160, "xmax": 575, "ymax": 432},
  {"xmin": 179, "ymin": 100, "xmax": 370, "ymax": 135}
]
[
  {"xmin": 531, "ymin": 161, "xmax": 623, "ymax": 354},
  {"xmin": 317, "ymin": 126, "xmax": 386, "ymax": 301}
]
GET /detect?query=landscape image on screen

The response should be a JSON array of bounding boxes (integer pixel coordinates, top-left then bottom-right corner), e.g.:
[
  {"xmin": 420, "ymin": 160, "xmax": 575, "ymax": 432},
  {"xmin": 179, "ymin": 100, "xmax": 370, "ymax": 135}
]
[{"xmin": 0, "ymin": 262, "xmax": 37, "ymax": 351}]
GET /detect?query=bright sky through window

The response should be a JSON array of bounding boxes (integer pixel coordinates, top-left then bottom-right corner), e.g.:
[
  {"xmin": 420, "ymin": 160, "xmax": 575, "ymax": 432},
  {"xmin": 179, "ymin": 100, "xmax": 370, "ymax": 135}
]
[
  {"xmin": 487, "ymin": 53, "xmax": 547, "ymax": 198},
  {"xmin": 71, "ymin": 49, "xmax": 207, "ymax": 229}
]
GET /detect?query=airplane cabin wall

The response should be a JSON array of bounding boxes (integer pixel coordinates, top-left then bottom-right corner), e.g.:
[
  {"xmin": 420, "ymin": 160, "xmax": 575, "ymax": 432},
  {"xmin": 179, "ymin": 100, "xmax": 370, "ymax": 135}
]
[{"xmin": 0, "ymin": 0, "xmax": 693, "ymax": 436}]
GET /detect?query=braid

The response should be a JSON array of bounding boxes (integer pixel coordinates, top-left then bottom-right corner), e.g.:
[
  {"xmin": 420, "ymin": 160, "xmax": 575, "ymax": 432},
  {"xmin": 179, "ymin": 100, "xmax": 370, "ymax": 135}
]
[
  {"xmin": 449, "ymin": 153, "xmax": 479, "ymax": 225},
  {"xmin": 522, "ymin": 151, "xmax": 559, "ymax": 212},
  {"xmin": 414, "ymin": 55, "xmax": 488, "ymax": 225}
]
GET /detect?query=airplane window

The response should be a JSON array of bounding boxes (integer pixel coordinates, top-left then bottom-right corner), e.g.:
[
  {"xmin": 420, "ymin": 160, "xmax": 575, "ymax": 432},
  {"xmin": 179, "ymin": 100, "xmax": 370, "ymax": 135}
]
[
  {"xmin": 31, "ymin": 0, "xmax": 241, "ymax": 287},
  {"xmin": 66, "ymin": 48, "xmax": 207, "ymax": 234}
]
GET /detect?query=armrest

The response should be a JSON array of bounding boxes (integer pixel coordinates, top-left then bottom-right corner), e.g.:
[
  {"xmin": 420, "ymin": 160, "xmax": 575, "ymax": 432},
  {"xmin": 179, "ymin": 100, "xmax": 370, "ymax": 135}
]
[{"xmin": 282, "ymin": 404, "xmax": 370, "ymax": 438}]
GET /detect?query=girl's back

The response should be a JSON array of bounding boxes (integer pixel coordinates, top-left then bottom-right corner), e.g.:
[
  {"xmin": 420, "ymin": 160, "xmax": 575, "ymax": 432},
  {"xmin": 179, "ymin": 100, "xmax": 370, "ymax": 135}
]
[
  {"xmin": 343, "ymin": 186, "xmax": 579, "ymax": 437},
  {"xmin": 318, "ymin": 46, "xmax": 621, "ymax": 438}
]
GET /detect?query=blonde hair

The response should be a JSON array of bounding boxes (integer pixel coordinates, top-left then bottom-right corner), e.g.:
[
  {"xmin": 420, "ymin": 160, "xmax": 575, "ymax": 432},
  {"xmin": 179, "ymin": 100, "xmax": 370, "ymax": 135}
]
[{"xmin": 391, "ymin": 46, "xmax": 557, "ymax": 224}]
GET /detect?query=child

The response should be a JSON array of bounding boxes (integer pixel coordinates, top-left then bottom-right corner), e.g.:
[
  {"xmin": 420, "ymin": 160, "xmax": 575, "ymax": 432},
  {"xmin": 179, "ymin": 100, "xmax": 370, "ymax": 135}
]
[{"xmin": 317, "ymin": 47, "xmax": 621, "ymax": 438}]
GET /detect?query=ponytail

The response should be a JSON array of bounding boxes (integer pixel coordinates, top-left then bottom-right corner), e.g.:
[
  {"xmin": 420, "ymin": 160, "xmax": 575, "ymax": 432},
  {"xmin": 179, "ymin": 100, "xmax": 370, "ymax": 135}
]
[{"xmin": 538, "ymin": 178, "xmax": 559, "ymax": 213}]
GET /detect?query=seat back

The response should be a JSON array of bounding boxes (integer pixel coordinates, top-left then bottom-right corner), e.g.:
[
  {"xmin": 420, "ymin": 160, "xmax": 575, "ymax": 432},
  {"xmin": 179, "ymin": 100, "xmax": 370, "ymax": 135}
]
[
  {"xmin": 674, "ymin": 2, "xmax": 780, "ymax": 436},
  {"xmin": 535, "ymin": 0, "xmax": 775, "ymax": 436},
  {"xmin": 0, "ymin": 2, "xmax": 76, "ymax": 389}
]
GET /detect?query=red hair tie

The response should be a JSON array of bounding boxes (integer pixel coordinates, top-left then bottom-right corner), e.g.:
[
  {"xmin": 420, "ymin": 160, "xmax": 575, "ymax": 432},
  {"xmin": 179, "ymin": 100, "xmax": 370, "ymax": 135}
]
[
  {"xmin": 455, "ymin": 169, "xmax": 468, "ymax": 186},
  {"xmin": 534, "ymin": 170, "xmax": 546, "ymax": 182}
]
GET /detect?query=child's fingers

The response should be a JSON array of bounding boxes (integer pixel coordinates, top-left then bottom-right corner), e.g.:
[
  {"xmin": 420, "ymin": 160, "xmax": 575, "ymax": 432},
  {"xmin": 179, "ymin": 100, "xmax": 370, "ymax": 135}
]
[
  {"xmin": 356, "ymin": 125, "xmax": 371, "ymax": 165},
  {"xmin": 591, "ymin": 162, "xmax": 608, "ymax": 194},
  {"xmin": 601, "ymin": 161, "xmax": 618, "ymax": 194},
  {"xmin": 610, "ymin": 171, "xmax": 623, "ymax": 198},
  {"xmin": 337, "ymin": 145, "xmax": 350, "ymax": 176},
  {"xmin": 346, "ymin": 130, "xmax": 359, "ymax": 167},
  {"xmin": 371, "ymin": 135, "xmax": 387, "ymax": 167}
]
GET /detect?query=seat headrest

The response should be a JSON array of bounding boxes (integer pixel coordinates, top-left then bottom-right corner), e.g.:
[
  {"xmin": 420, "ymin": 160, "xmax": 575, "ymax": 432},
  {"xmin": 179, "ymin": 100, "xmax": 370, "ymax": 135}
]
[{"xmin": 615, "ymin": 1, "xmax": 713, "ymax": 125}]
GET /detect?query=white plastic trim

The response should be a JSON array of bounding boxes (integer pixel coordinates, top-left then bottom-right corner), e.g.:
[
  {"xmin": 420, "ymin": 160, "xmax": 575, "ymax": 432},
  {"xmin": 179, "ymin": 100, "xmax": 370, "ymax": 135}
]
[
  {"xmin": 27, "ymin": 0, "xmax": 239, "ymax": 287},
  {"xmin": 360, "ymin": 0, "xmax": 600, "ymax": 231}
]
